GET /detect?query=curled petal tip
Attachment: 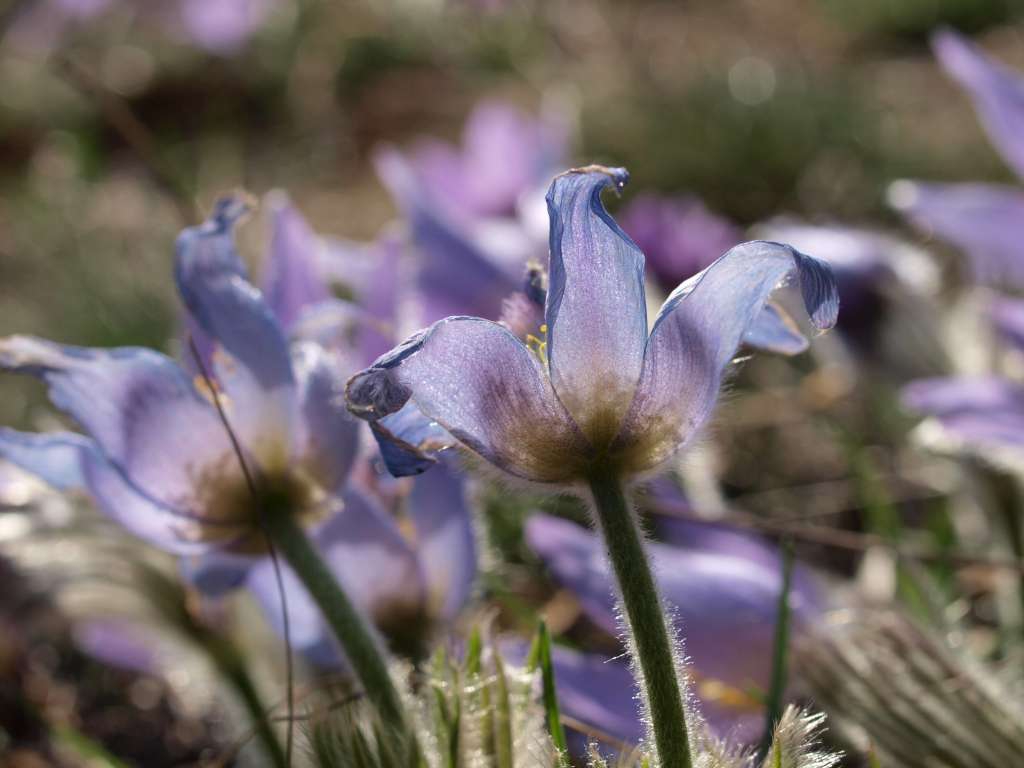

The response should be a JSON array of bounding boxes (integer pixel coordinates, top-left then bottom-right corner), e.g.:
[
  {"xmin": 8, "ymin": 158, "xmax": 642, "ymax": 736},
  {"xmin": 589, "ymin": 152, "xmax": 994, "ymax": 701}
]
[
  {"xmin": 210, "ymin": 192, "xmax": 255, "ymax": 230},
  {"xmin": 344, "ymin": 368, "xmax": 411, "ymax": 420},
  {"xmin": 555, "ymin": 165, "xmax": 630, "ymax": 193}
]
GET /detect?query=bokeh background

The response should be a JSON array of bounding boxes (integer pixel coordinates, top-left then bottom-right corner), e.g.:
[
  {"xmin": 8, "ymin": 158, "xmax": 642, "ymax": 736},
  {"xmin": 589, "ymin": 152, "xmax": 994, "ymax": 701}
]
[{"xmin": 4, "ymin": 1, "xmax": 1024, "ymax": 766}]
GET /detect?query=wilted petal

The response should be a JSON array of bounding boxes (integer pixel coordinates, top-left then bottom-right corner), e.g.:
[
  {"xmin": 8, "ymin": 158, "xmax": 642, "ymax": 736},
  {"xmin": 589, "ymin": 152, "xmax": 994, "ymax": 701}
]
[
  {"xmin": 888, "ymin": 180, "xmax": 1024, "ymax": 287},
  {"xmin": 617, "ymin": 241, "xmax": 838, "ymax": 471},
  {"xmin": 0, "ymin": 429, "xmax": 93, "ymax": 491},
  {"xmin": 347, "ymin": 318, "xmax": 588, "ymax": 482},
  {"xmin": 408, "ymin": 461, "xmax": 476, "ymax": 621},
  {"xmin": 903, "ymin": 376, "xmax": 1024, "ymax": 448},
  {"xmin": 0, "ymin": 336, "xmax": 246, "ymax": 518},
  {"xmin": 175, "ymin": 196, "xmax": 296, "ymax": 464},
  {"xmin": 262, "ymin": 192, "xmax": 330, "ymax": 331},
  {"xmin": 545, "ymin": 167, "xmax": 648, "ymax": 443},
  {"xmin": 932, "ymin": 28, "xmax": 1024, "ymax": 180},
  {"xmin": 293, "ymin": 342, "xmax": 360, "ymax": 493}
]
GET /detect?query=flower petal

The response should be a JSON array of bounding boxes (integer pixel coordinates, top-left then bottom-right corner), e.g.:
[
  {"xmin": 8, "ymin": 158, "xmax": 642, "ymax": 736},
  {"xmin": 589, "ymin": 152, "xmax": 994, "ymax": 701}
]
[
  {"xmin": 261, "ymin": 192, "xmax": 330, "ymax": 331},
  {"xmin": 408, "ymin": 460, "xmax": 476, "ymax": 621},
  {"xmin": 991, "ymin": 297, "xmax": 1024, "ymax": 353},
  {"xmin": 374, "ymin": 146, "xmax": 517, "ymax": 324},
  {"xmin": 347, "ymin": 318, "xmax": 589, "ymax": 482},
  {"xmin": 525, "ymin": 515, "xmax": 817, "ymax": 701},
  {"xmin": 932, "ymin": 28, "xmax": 1024, "ymax": 180},
  {"xmin": 545, "ymin": 167, "xmax": 648, "ymax": 443},
  {"xmin": 616, "ymin": 241, "xmax": 838, "ymax": 471},
  {"xmin": 175, "ymin": 196, "xmax": 296, "ymax": 464},
  {"xmin": 0, "ymin": 428, "xmax": 93, "ymax": 491},
  {"xmin": 0, "ymin": 336, "xmax": 246, "ymax": 518},
  {"xmin": 181, "ymin": 549, "xmax": 255, "ymax": 597},
  {"xmin": 888, "ymin": 180, "xmax": 1024, "ymax": 287},
  {"xmin": 742, "ymin": 302, "xmax": 809, "ymax": 356},
  {"xmin": 903, "ymin": 376, "xmax": 1024, "ymax": 449},
  {"xmin": 248, "ymin": 490, "xmax": 426, "ymax": 667},
  {"xmin": 369, "ymin": 401, "xmax": 454, "ymax": 477},
  {"xmin": 293, "ymin": 342, "xmax": 360, "ymax": 494}
]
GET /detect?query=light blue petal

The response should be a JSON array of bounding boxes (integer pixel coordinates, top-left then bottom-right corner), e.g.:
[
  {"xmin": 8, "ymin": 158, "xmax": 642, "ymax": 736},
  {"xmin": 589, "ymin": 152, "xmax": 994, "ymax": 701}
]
[
  {"xmin": 742, "ymin": 302, "xmax": 809, "ymax": 355},
  {"xmin": 0, "ymin": 428, "xmax": 92, "ymax": 490},
  {"xmin": 545, "ymin": 167, "xmax": 647, "ymax": 444},
  {"xmin": 408, "ymin": 460, "xmax": 476, "ymax": 621},
  {"xmin": 175, "ymin": 195, "xmax": 297, "ymax": 464},
  {"xmin": 346, "ymin": 317, "xmax": 588, "ymax": 482},
  {"xmin": 0, "ymin": 336, "xmax": 245, "ymax": 517},
  {"xmin": 616, "ymin": 240, "xmax": 838, "ymax": 471}
]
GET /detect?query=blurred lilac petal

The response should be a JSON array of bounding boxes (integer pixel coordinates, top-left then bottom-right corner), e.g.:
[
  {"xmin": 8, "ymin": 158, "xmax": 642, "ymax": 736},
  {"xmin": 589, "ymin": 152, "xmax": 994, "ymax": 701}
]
[
  {"xmin": 181, "ymin": 549, "xmax": 254, "ymax": 597},
  {"xmin": 932, "ymin": 28, "xmax": 1024, "ymax": 180},
  {"xmin": 545, "ymin": 646, "xmax": 644, "ymax": 747},
  {"xmin": 617, "ymin": 240, "xmax": 839, "ymax": 470},
  {"xmin": 406, "ymin": 99, "xmax": 568, "ymax": 219},
  {"xmin": 347, "ymin": 318, "xmax": 588, "ymax": 482},
  {"xmin": 545, "ymin": 168, "xmax": 647, "ymax": 437},
  {"xmin": 177, "ymin": 0, "xmax": 273, "ymax": 54},
  {"xmin": 903, "ymin": 376, "xmax": 1024, "ymax": 448},
  {"xmin": 888, "ymin": 180, "xmax": 1024, "ymax": 287},
  {"xmin": 991, "ymin": 297, "xmax": 1024, "ymax": 353},
  {"xmin": 619, "ymin": 193, "xmax": 741, "ymax": 287},
  {"xmin": 526, "ymin": 514, "xmax": 817, "ymax": 692},
  {"xmin": 175, "ymin": 195, "xmax": 297, "ymax": 464},
  {"xmin": 249, "ymin": 488, "xmax": 425, "ymax": 667},
  {"xmin": 375, "ymin": 146, "xmax": 517, "ymax": 323},
  {"xmin": 408, "ymin": 461, "xmax": 476, "ymax": 621},
  {"xmin": 74, "ymin": 618, "xmax": 161, "ymax": 675},
  {"xmin": 262, "ymin": 193, "xmax": 330, "ymax": 332},
  {"xmin": 293, "ymin": 342, "xmax": 360, "ymax": 494},
  {"xmin": 0, "ymin": 429, "xmax": 93, "ymax": 491},
  {"xmin": 0, "ymin": 336, "xmax": 244, "ymax": 517}
]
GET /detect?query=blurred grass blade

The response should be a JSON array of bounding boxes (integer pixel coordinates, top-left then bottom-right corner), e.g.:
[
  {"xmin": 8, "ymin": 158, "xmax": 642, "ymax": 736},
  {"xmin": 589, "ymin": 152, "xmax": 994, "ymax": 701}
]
[
  {"xmin": 536, "ymin": 621, "xmax": 570, "ymax": 764},
  {"xmin": 491, "ymin": 644, "xmax": 514, "ymax": 768},
  {"xmin": 760, "ymin": 540, "xmax": 794, "ymax": 756}
]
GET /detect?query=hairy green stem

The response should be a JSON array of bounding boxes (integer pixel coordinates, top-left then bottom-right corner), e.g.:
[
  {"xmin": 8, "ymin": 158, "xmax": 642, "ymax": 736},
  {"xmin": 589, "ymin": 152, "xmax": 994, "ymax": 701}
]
[
  {"xmin": 587, "ymin": 473, "xmax": 693, "ymax": 768},
  {"xmin": 261, "ymin": 508, "xmax": 417, "ymax": 754}
]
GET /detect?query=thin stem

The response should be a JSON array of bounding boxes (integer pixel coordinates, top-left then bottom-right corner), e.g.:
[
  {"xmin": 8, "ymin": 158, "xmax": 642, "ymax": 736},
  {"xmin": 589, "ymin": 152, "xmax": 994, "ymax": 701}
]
[
  {"xmin": 587, "ymin": 472, "xmax": 692, "ymax": 768},
  {"xmin": 208, "ymin": 638, "xmax": 289, "ymax": 768},
  {"xmin": 260, "ymin": 507, "xmax": 418, "ymax": 757},
  {"xmin": 758, "ymin": 539, "xmax": 794, "ymax": 757}
]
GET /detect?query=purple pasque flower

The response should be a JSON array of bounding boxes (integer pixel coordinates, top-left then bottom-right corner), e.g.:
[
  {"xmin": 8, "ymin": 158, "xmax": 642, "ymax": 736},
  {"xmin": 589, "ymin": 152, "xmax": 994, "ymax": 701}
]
[
  {"xmin": 347, "ymin": 166, "xmax": 839, "ymax": 483},
  {"xmin": 888, "ymin": 29, "xmax": 1024, "ymax": 288},
  {"xmin": 374, "ymin": 99, "xmax": 569, "ymax": 325},
  {"xmin": 525, "ymin": 512, "xmax": 822, "ymax": 745},
  {"xmin": 0, "ymin": 196, "xmax": 359, "ymax": 555},
  {"xmin": 618, "ymin": 193, "xmax": 742, "ymax": 289}
]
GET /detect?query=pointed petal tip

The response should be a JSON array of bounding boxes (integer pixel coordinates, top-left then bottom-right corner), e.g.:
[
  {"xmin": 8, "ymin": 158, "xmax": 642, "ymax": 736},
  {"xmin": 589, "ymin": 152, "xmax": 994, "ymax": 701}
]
[{"xmin": 550, "ymin": 165, "xmax": 630, "ymax": 196}]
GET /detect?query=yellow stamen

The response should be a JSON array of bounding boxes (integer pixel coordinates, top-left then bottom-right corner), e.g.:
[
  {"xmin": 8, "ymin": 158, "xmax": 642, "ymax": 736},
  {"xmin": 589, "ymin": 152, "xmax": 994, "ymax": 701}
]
[{"xmin": 526, "ymin": 323, "xmax": 549, "ymax": 365}]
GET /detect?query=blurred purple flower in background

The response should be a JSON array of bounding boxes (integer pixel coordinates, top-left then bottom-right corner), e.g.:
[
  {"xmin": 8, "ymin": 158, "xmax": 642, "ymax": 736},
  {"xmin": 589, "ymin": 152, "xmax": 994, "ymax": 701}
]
[
  {"xmin": 0, "ymin": 195, "xmax": 476, "ymax": 664},
  {"xmin": 347, "ymin": 166, "xmax": 839, "ymax": 482},
  {"xmin": 374, "ymin": 99, "xmax": 570, "ymax": 324},
  {"xmin": 619, "ymin": 193, "xmax": 742, "ymax": 289},
  {"xmin": 5, "ymin": 0, "xmax": 276, "ymax": 54},
  {"xmin": 526, "ymin": 512, "xmax": 822, "ymax": 746},
  {"xmin": 889, "ymin": 29, "xmax": 1024, "ymax": 288}
]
